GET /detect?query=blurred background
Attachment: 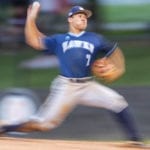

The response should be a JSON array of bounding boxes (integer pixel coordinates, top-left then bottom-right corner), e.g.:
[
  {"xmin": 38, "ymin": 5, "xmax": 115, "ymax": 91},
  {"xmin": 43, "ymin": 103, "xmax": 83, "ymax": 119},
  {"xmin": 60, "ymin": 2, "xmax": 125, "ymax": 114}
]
[{"xmin": 0, "ymin": 0, "xmax": 150, "ymax": 141}]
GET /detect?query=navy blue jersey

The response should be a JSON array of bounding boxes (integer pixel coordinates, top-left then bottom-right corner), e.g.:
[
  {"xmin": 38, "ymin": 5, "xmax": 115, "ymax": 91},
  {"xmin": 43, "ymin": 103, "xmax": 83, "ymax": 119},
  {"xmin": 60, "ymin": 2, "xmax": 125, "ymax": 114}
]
[{"xmin": 43, "ymin": 31, "xmax": 117, "ymax": 78}]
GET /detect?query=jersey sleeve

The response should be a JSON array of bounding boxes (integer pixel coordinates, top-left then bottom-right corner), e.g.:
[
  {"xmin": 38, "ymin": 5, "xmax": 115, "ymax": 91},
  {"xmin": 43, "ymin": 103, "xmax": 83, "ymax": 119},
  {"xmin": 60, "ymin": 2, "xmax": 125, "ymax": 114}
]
[
  {"xmin": 99, "ymin": 35, "xmax": 118, "ymax": 57},
  {"xmin": 42, "ymin": 35, "xmax": 57, "ymax": 54}
]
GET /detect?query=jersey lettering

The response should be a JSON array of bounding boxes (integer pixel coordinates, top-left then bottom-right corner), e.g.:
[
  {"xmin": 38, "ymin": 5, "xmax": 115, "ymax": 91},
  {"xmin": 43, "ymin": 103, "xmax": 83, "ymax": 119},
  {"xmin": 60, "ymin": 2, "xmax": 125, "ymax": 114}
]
[{"xmin": 62, "ymin": 40, "xmax": 94, "ymax": 53}]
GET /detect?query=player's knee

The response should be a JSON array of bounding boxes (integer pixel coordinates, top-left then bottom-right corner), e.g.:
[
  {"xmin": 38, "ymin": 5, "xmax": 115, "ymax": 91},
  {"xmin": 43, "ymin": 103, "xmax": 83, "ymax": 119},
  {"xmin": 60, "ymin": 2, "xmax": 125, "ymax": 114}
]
[
  {"xmin": 110, "ymin": 96, "xmax": 128, "ymax": 113},
  {"xmin": 117, "ymin": 98, "xmax": 128, "ymax": 112}
]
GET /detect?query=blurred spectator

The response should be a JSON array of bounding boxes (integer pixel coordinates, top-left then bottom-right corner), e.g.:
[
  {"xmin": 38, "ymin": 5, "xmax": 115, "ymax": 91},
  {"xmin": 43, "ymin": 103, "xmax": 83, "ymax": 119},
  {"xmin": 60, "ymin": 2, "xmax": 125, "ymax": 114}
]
[
  {"xmin": 7, "ymin": 0, "xmax": 29, "ymax": 34},
  {"xmin": 39, "ymin": 0, "xmax": 70, "ymax": 14},
  {"xmin": 0, "ymin": 0, "xmax": 29, "ymax": 44},
  {"xmin": 39, "ymin": 0, "xmax": 59, "ymax": 15},
  {"xmin": 0, "ymin": 0, "xmax": 30, "ymax": 47},
  {"xmin": 38, "ymin": 0, "xmax": 71, "ymax": 32}
]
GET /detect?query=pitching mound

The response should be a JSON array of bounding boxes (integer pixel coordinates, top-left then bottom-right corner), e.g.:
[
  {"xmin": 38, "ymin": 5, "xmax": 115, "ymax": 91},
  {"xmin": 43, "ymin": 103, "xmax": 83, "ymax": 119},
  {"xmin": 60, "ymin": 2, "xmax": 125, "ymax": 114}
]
[{"xmin": 0, "ymin": 137, "xmax": 146, "ymax": 150}]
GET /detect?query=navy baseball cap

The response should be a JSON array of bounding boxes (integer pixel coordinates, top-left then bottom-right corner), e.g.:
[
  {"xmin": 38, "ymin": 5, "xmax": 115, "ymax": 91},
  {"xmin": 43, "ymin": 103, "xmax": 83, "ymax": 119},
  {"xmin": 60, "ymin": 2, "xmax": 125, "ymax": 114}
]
[{"xmin": 68, "ymin": 6, "xmax": 92, "ymax": 18}]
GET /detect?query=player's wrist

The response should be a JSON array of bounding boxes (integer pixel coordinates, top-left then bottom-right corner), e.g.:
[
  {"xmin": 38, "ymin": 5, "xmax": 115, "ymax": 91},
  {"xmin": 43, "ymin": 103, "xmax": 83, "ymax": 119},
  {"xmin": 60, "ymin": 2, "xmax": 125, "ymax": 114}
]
[{"xmin": 27, "ymin": 15, "xmax": 37, "ymax": 21}]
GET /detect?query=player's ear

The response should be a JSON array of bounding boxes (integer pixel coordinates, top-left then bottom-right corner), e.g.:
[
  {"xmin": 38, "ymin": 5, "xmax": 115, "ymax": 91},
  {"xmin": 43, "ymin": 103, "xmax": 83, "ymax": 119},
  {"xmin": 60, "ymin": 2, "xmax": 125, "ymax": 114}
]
[{"xmin": 68, "ymin": 16, "xmax": 73, "ymax": 23}]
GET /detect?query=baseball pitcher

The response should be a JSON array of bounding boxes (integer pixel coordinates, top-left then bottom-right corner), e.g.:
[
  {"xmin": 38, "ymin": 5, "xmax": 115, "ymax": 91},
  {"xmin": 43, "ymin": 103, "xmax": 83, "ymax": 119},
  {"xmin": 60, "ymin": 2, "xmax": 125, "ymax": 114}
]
[{"xmin": 0, "ymin": 3, "xmax": 146, "ymax": 148}]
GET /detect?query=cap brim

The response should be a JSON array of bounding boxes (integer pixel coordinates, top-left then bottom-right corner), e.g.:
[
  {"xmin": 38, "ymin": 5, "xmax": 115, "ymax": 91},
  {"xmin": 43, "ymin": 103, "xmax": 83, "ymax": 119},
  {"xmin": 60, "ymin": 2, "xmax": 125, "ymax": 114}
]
[
  {"xmin": 70, "ymin": 9, "xmax": 92, "ymax": 18},
  {"xmin": 77, "ymin": 10, "xmax": 92, "ymax": 18}
]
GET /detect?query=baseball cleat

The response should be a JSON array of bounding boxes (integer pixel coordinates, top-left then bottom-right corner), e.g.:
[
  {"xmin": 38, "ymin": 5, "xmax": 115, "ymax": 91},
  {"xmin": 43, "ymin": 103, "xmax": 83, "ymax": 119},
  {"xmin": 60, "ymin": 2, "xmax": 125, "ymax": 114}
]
[{"xmin": 125, "ymin": 141, "xmax": 150, "ymax": 149}]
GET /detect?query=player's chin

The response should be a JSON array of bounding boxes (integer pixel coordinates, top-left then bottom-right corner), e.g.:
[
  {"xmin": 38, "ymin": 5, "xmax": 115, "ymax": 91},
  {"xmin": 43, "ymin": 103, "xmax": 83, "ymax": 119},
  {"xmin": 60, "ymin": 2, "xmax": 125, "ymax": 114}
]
[{"xmin": 79, "ymin": 25, "xmax": 87, "ymax": 31}]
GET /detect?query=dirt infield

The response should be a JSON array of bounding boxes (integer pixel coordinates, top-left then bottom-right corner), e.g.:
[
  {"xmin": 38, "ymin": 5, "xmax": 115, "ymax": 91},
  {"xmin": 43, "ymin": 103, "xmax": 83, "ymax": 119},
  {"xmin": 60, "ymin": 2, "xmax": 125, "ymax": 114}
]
[{"xmin": 0, "ymin": 137, "xmax": 148, "ymax": 150}]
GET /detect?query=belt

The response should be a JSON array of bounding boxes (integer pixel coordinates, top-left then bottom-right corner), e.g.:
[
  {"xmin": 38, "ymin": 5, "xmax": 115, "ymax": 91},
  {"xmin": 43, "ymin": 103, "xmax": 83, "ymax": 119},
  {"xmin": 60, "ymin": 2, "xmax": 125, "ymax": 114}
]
[{"xmin": 69, "ymin": 77, "xmax": 93, "ymax": 83}]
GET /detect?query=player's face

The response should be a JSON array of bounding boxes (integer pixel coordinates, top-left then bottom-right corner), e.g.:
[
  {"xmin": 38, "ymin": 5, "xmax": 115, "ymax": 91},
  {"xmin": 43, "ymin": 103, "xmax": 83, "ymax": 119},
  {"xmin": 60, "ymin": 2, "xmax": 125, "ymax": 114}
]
[{"xmin": 68, "ymin": 13, "xmax": 88, "ymax": 33}]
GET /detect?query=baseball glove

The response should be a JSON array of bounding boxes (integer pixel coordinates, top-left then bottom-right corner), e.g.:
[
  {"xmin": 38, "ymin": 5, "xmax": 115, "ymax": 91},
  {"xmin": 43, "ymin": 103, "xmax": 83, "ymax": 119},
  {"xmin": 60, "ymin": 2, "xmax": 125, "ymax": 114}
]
[{"xmin": 91, "ymin": 47, "xmax": 125, "ymax": 82}]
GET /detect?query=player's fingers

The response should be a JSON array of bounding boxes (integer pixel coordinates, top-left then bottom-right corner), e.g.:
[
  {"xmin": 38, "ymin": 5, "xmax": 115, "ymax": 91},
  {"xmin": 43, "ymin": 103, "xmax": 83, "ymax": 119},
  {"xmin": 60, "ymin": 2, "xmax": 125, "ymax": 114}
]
[{"xmin": 28, "ymin": 2, "xmax": 40, "ymax": 19}]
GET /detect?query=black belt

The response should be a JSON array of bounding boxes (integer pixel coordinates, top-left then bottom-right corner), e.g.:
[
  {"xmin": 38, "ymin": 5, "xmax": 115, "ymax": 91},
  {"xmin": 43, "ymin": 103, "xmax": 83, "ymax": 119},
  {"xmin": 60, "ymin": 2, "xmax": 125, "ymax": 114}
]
[{"xmin": 69, "ymin": 77, "xmax": 93, "ymax": 83}]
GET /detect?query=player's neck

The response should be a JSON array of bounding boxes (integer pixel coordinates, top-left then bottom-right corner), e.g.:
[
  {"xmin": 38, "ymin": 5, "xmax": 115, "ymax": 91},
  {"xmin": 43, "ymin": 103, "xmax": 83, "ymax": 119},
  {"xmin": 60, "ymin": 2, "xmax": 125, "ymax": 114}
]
[
  {"xmin": 69, "ymin": 28, "xmax": 85, "ymax": 35},
  {"xmin": 68, "ymin": 31, "xmax": 85, "ymax": 37}
]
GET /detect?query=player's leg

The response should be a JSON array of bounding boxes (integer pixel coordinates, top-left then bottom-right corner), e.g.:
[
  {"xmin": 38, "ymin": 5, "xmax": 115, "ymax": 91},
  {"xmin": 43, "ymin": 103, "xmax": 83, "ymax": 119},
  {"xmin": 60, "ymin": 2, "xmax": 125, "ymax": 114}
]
[
  {"xmin": 80, "ymin": 81, "xmax": 142, "ymax": 143},
  {"xmin": 0, "ymin": 76, "xmax": 78, "ymax": 134},
  {"xmin": 111, "ymin": 107, "xmax": 142, "ymax": 141}
]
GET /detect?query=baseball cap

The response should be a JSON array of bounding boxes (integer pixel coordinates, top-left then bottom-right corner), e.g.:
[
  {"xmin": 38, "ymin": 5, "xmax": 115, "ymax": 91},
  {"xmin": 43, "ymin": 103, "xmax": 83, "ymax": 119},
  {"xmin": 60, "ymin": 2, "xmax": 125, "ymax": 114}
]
[{"xmin": 68, "ymin": 6, "xmax": 92, "ymax": 18}]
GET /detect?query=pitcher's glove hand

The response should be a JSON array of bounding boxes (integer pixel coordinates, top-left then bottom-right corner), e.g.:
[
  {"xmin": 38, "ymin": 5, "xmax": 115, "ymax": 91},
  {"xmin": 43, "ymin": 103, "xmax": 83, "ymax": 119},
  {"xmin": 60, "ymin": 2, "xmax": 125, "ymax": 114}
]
[{"xmin": 91, "ymin": 57, "xmax": 124, "ymax": 83}]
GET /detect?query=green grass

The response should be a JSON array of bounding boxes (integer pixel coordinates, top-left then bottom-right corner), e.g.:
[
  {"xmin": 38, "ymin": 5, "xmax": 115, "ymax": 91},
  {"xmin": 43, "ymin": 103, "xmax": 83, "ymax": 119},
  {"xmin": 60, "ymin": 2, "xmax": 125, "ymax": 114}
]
[
  {"xmin": 0, "ymin": 49, "xmax": 59, "ymax": 89},
  {"xmin": 110, "ymin": 45, "xmax": 150, "ymax": 87},
  {"xmin": 100, "ymin": 4, "xmax": 150, "ymax": 23}
]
